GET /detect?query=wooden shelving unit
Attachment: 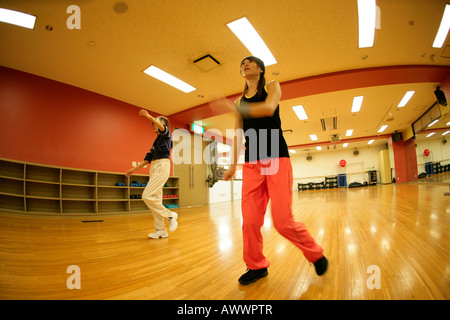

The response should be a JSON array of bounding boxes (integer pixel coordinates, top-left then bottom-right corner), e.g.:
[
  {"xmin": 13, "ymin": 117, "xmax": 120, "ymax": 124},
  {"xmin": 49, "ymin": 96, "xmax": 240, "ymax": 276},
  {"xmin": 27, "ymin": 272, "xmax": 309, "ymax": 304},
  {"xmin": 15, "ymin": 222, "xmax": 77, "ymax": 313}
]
[{"xmin": 0, "ymin": 158, "xmax": 179, "ymax": 215}]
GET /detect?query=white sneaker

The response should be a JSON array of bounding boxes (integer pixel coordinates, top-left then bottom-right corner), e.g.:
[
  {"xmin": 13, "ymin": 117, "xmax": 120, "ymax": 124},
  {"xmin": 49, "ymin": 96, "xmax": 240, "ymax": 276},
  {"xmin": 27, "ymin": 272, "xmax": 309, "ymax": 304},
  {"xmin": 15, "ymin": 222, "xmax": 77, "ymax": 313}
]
[
  {"xmin": 169, "ymin": 212, "xmax": 178, "ymax": 232},
  {"xmin": 148, "ymin": 230, "xmax": 168, "ymax": 239}
]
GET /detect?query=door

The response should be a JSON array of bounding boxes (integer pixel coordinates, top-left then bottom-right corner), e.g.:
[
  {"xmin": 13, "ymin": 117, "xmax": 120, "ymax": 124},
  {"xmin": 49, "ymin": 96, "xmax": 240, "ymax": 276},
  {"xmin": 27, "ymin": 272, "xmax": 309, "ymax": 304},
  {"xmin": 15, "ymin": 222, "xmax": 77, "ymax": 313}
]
[{"xmin": 173, "ymin": 131, "xmax": 208, "ymax": 207}]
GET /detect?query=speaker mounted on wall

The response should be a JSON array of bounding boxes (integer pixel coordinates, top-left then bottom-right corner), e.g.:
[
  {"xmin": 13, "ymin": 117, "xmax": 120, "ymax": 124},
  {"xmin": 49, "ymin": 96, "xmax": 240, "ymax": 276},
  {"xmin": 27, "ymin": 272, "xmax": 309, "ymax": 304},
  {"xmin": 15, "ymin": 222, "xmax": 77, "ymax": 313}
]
[
  {"xmin": 392, "ymin": 132, "xmax": 402, "ymax": 142},
  {"xmin": 434, "ymin": 86, "xmax": 447, "ymax": 106}
]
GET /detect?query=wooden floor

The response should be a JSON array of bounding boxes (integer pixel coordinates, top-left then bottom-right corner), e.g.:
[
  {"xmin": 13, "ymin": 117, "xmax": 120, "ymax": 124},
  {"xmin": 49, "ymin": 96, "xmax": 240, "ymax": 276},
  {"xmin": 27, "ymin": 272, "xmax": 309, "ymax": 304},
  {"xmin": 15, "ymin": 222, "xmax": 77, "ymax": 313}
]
[{"xmin": 0, "ymin": 174, "xmax": 449, "ymax": 300}]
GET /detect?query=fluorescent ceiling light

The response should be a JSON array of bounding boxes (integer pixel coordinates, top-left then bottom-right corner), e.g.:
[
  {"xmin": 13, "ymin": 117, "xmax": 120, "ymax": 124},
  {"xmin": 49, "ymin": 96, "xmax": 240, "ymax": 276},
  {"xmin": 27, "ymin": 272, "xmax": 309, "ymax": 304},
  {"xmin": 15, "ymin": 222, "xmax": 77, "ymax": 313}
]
[
  {"xmin": 289, "ymin": 149, "xmax": 297, "ymax": 154},
  {"xmin": 368, "ymin": 139, "xmax": 375, "ymax": 144},
  {"xmin": 227, "ymin": 17, "xmax": 277, "ymax": 66},
  {"xmin": 378, "ymin": 125, "xmax": 388, "ymax": 133},
  {"xmin": 343, "ymin": 143, "xmax": 349, "ymax": 147},
  {"xmin": 316, "ymin": 146, "xmax": 322, "ymax": 150},
  {"xmin": 292, "ymin": 105, "xmax": 308, "ymax": 120},
  {"xmin": 346, "ymin": 129, "xmax": 353, "ymax": 137},
  {"xmin": 352, "ymin": 96, "xmax": 364, "ymax": 113},
  {"xmin": 442, "ymin": 131, "xmax": 450, "ymax": 136},
  {"xmin": 143, "ymin": 65, "xmax": 196, "ymax": 93},
  {"xmin": 397, "ymin": 91, "xmax": 415, "ymax": 107},
  {"xmin": 309, "ymin": 134, "xmax": 318, "ymax": 141},
  {"xmin": 426, "ymin": 132, "xmax": 435, "ymax": 138},
  {"xmin": 427, "ymin": 119, "xmax": 438, "ymax": 127},
  {"xmin": 433, "ymin": 4, "xmax": 450, "ymax": 48},
  {"xmin": 0, "ymin": 8, "xmax": 36, "ymax": 29},
  {"xmin": 357, "ymin": 0, "xmax": 376, "ymax": 48}
]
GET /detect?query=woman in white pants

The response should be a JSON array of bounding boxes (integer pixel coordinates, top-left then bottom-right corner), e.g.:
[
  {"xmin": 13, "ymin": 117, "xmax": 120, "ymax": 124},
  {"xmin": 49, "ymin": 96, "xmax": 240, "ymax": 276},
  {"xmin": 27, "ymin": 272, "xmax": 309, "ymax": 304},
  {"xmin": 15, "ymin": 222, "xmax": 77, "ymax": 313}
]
[{"xmin": 125, "ymin": 110, "xmax": 178, "ymax": 238}]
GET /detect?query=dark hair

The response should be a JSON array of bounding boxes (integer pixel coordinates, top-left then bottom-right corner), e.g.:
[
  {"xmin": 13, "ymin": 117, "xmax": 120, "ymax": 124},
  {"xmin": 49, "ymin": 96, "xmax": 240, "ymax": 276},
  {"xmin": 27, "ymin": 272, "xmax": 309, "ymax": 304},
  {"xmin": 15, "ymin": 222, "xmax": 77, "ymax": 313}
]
[
  {"xmin": 240, "ymin": 56, "xmax": 266, "ymax": 100},
  {"xmin": 157, "ymin": 116, "xmax": 170, "ymax": 129}
]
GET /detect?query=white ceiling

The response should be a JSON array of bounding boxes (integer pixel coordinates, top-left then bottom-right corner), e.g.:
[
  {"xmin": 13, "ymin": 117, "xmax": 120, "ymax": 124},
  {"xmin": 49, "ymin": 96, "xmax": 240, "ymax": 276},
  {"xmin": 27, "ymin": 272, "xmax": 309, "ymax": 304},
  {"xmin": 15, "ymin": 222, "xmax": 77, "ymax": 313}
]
[{"xmin": 1, "ymin": 0, "xmax": 449, "ymax": 152}]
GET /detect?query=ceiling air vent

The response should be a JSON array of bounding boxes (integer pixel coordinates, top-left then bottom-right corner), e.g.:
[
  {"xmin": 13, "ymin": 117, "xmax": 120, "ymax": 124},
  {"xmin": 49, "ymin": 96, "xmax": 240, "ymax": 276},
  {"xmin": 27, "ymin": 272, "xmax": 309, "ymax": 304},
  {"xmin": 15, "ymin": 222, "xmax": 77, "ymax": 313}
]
[
  {"xmin": 193, "ymin": 54, "xmax": 221, "ymax": 71},
  {"xmin": 320, "ymin": 116, "xmax": 337, "ymax": 131}
]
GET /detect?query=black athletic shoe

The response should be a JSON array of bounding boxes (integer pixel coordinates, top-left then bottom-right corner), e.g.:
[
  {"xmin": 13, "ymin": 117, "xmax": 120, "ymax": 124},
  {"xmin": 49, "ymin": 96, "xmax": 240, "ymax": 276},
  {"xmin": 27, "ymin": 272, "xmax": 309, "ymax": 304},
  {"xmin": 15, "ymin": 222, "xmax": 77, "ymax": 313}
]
[
  {"xmin": 314, "ymin": 256, "xmax": 328, "ymax": 276},
  {"xmin": 238, "ymin": 268, "xmax": 268, "ymax": 285}
]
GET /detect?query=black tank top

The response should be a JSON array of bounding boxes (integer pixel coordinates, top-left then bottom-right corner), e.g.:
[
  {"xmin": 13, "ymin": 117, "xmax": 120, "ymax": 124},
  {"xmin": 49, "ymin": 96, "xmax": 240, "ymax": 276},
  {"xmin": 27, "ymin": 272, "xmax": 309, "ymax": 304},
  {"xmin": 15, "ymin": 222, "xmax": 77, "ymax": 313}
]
[{"xmin": 242, "ymin": 83, "xmax": 290, "ymax": 162}]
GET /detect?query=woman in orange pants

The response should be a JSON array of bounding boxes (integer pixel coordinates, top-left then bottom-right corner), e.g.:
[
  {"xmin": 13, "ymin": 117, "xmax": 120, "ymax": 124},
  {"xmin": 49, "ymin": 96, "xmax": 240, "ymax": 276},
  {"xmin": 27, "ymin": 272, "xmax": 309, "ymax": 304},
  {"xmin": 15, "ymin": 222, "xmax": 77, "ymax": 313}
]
[{"xmin": 222, "ymin": 56, "xmax": 328, "ymax": 285}]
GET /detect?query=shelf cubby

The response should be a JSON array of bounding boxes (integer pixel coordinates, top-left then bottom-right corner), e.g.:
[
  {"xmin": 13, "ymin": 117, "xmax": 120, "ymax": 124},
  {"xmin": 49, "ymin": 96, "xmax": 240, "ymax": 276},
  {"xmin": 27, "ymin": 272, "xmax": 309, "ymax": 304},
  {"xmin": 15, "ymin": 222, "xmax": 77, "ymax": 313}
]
[
  {"xmin": 26, "ymin": 198, "xmax": 60, "ymax": 214},
  {"xmin": 26, "ymin": 165, "xmax": 60, "ymax": 183},
  {"xmin": 0, "ymin": 177, "xmax": 24, "ymax": 196},
  {"xmin": 0, "ymin": 160, "xmax": 24, "ymax": 179},
  {"xmin": 98, "ymin": 200, "xmax": 128, "ymax": 213},
  {"xmin": 0, "ymin": 194, "xmax": 25, "ymax": 212},
  {"xmin": 26, "ymin": 181, "xmax": 60, "ymax": 199},
  {"xmin": 97, "ymin": 187, "xmax": 128, "ymax": 200},
  {"xmin": 130, "ymin": 200, "xmax": 148, "ymax": 212},
  {"xmin": 62, "ymin": 200, "xmax": 96, "ymax": 214},
  {"xmin": 98, "ymin": 173, "xmax": 126, "ymax": 187},
  {"xmin": 62, "ymin": 185, "xmax": 96, "ymax": 200},
  {"xmin": 62, "ymin": 169, "xmax": 96, "ymax": 186}
]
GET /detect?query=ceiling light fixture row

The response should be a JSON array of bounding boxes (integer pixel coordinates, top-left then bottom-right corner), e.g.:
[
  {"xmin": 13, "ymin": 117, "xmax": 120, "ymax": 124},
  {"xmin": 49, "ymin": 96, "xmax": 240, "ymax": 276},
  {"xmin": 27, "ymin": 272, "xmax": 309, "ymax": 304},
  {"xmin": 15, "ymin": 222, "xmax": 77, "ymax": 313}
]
[
  {"xmin": 297, "ymin": 136, "xmax": 381, "ymax": 153},
  {"xmin": 293, "ymin": 124, "xmax": 447, "ymax": 154},
  {"xmin": 297, "ymin": 87, "xmax": 417, "ymax": 148}
]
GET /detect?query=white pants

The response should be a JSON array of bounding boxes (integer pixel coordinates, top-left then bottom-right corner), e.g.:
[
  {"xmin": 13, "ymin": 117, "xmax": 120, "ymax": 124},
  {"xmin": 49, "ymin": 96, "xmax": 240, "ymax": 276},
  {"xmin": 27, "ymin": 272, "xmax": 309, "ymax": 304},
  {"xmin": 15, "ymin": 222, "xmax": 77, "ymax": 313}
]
[{"xmin": 142, "ymin": 159, "xmax": 175, "ymax": 231}]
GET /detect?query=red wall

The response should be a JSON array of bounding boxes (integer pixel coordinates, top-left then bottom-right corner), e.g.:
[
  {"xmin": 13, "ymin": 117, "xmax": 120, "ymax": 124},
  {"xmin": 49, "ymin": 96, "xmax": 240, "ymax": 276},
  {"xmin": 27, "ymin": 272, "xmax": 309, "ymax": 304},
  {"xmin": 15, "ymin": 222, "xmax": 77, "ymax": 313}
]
[
  {"xmin": 0, "ymin": 66, "xmax": 158, "ymax": 174},
  {"xmin": 441, "ymin": 70, "xmax": 450, "ymax": 102},
  {"xmin": 389, "ymin": 136, "xmax": 418, "ymax": 183}
]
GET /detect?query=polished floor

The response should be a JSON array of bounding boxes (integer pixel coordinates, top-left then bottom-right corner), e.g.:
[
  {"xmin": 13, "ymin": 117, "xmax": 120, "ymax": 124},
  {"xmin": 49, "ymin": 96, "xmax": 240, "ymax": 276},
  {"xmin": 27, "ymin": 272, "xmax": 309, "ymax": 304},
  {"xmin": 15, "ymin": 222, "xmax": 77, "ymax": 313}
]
[{"xmin": 0, "ymin": 174, "xmax": 449, "ymax": 300}]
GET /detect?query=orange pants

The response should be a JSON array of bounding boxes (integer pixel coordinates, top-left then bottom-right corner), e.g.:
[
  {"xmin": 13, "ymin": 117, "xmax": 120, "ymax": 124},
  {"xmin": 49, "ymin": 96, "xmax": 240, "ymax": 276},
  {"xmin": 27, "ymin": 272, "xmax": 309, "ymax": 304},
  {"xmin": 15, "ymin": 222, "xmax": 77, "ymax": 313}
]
[{"xmin": 241, "ymin": 157, "xmax": 323, "ymax": 270}]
